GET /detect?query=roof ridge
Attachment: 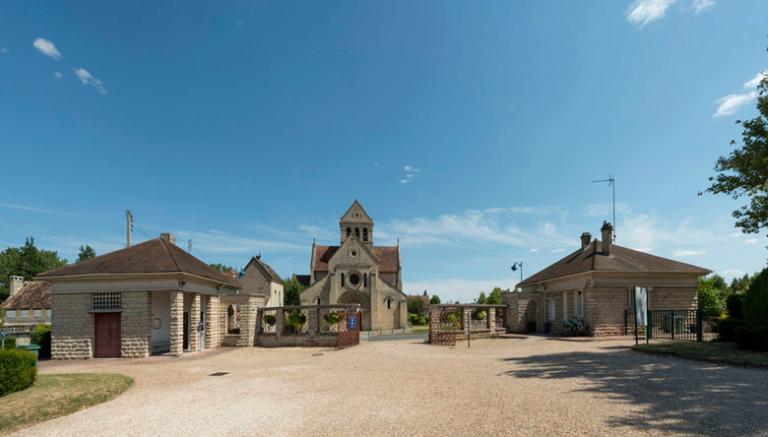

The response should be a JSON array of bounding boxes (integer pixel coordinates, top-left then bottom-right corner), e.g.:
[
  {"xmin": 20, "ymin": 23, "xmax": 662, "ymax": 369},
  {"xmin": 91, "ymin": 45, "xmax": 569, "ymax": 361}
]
[{"xmin": 159, "ymin": 238, "xmax": 183, "ymax": 273}]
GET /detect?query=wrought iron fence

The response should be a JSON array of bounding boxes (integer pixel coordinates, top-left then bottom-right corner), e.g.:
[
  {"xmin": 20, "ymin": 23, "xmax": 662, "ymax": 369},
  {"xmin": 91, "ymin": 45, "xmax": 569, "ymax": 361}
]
[
  {"xmin": 282, "ymin": 307, "xmax": 310, "ymax": 335},
  {"xmin": 624, "ymin": 309, "xmax": 717, "ymax": 342},
  {"xmin": 260, "ymin": 308, "xmax": 278, "ymax": 334}
]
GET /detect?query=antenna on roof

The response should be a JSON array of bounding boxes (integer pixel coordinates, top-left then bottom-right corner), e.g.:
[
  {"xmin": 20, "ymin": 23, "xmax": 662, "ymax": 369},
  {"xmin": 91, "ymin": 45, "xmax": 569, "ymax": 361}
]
[{"xmin": 592, "ymin": 174, "xmax": 616, "ymax": 242}]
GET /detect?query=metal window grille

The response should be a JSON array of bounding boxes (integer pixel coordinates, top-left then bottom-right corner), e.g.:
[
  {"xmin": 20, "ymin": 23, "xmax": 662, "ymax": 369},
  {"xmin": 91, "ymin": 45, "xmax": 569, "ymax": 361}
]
[{"xmin": 93, "ymin": 292, "xmax": 121, "ymax": 310}]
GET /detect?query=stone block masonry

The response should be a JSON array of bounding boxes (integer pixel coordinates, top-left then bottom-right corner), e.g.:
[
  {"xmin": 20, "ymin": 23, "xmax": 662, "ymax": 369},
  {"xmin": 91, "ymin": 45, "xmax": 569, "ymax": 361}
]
[
  {"xmin": 51, "ymin": 293, "xmax": 93, "ymax": 359},
  {"xmin": 170, "ymin": 291, "xmax": 184, "ymax": 356},
  {"xmin": 121, "ymin": 291, "xmax": 152, "ymax": 358},
  {"xmin": 190, "ymin": 293, "xmax": 200, "ymax": 352},
  {"xmin": 205, "ymin": 295, "xmax": 220, "ymax": 349}
]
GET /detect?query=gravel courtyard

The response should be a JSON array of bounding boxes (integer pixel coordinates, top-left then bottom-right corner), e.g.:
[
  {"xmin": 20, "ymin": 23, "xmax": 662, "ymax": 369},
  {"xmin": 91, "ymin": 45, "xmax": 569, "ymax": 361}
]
[{"xmin": 15, "ymin": 336, "xmax": 768, "ymax": 436}]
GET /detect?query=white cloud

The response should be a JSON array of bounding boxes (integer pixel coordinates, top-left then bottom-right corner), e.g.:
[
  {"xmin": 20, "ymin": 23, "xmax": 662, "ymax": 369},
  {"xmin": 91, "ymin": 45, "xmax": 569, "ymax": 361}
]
[
  {"xmin": 0, "ymin": 203, "xmax": 52, "ymax": 213},
  {"xmin": 626, "ymin": 0, "xmax": 677, "ymax": 28},
  {"xmin": 53, "ymin": 71, "xmax": 63, "ymax": 79},
  {"xmin": 403, "ymin": 277, "xmax": 516, "ymax": 303},
  {"xmin": 552, "ymin": 248, "xmax": 567, "ymax": 253},
  {"xmin": 400, "ymin": 165, "xmax": 421, "ymax": 185},
  {"xmin": 672, "ymin": 249, "xmax": 706, "ymax": 257},
  {"xmin": 0, "ymin": 47, "xmax": 8, "ymax": 55},
  {"xmin": 692, "ymin": 0, "xmax": 715, "ymax": 13},
  {"xmin": 714, "ymin": 91, "xmax": 757, "ymax": 117},
  {"xmin": 32, "ymin": 38, "xmax": 62, "ymax": 60},
  {"xmin": 73, "ymin": 68, "xmax": 107, "ymax": 94},
  {"xmin": 744, "ymin": 238, "xmax": 760, "ymax": 245},
  {"xmin": 720, "ymin": 269, "xmax": 745, "ymax": 281},
  {"xmin": 744, "ymin": 71, "xmax": 766, "ymax": 89},
  {"xmin": 174, "ymin": 229, "xmax": 304, "ymax": 254}
]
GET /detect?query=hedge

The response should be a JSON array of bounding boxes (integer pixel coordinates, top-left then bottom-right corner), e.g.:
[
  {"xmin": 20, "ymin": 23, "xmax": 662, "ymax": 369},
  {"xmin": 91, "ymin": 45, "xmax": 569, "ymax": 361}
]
[
  {"xmin": 31, "ymin": 324, "xmax": 52, "ymax": 359},
  {"xmin": 735, "ymin": 325, "xmax": 768, "ymax": 352},
  {"xmin": 2, "ymin": 337, "xmax": 16, "ymax": 350},
  {"xmin": 0, "ymin": 349, "xmax": 37, "ymax": 396}
]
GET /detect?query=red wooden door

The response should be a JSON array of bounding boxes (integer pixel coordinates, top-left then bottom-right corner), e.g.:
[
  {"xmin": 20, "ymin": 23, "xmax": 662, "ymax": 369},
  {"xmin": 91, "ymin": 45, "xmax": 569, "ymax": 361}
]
[{"xmin": 94, "ymin": 312, "xmax": 121, "ymax": 358}]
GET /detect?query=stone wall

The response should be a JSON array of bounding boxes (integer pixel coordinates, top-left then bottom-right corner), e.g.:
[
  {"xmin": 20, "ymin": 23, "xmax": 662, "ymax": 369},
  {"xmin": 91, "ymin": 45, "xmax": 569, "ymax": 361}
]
[
  {"xmin": 237, "ymin": 296, "xmax": 263, "ymax": 347},
  {"xmin": 205, "ymin": 295, "xmax": 220, "ymax": 349},
  {"xmin": 649, "ymin": 287, "xmax": 697, "ymax": 310},
  {"xmin": 584, "ymin": 287, "xmax": 628, "ymax": 336},
  {"xmin": 51, "ymin": 293, "xmax": 92, "ymax": 359},
  {"xmin": 189, "ymin": 293, "xmax": 200, "ymax": 352},
  {"xmin": 169, "ymin": 291, "xmax": 184, "ymax": 356},
  {"xmin": 121, "ymin": 291, "xmax": 152, "ymax": 358}
]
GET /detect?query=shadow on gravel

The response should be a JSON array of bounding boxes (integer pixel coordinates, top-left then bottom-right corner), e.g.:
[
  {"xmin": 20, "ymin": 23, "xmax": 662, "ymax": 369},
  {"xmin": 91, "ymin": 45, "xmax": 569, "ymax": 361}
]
[{"xmin": 501, "ymin": 347, "xmax": 768, "ymax": 436}]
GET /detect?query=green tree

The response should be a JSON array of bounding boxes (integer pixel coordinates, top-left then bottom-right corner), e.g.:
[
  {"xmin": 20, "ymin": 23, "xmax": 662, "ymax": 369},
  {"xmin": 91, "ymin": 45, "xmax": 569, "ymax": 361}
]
[
  {"xmin": 744, "ymin": 268, "xmax": 768, "ymax": 327},
  {"xmin": 0, "ymin": 238, "xmax": 67, "ymax": 302},
  {"xmin": 698, "ymin": 277, "xmax": 725, "ymax": 317},
  {"xmin": 77, "ymin": 245, "xmax": 96, "ymax": 263},
  {"xmin": 730, "ymin": 274, "xmax": 754, "ymax": 294},
  {"xmin": 476, "ymin": 291, "xmax": 487, "ymax": 304},
  {"xmin": 703, "ymin": 67, "xmax": 768, "ymax": 239},
  {"xmin": 429, "ymin": 294, "xmax": 441, "ymax": 305},
  {"xmin": 407, "ymin": 296, "xmax": 425, "ymax": 315},
  {"xmin": 209, "ymin": 263, "xmax": 235, "ymax": 273},
  {"xmin": 487, "ymin": 287, "xmax": 504, "ymax": 305},
  {"xmin": 283, "ymin": 275, "xmax": 304, "ymax": 306}
]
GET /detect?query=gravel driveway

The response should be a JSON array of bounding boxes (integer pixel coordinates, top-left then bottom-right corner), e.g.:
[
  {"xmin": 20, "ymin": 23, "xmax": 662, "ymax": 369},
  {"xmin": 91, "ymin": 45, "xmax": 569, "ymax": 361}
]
[{"xmin": 14, "ymin": 336, "xmax": 768, "ymax": 436}]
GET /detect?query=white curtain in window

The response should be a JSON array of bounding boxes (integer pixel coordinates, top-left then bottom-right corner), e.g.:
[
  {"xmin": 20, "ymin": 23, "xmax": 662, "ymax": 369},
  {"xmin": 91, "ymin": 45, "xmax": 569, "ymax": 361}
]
[{"xmin": 634, "ymin": 287, "xmax": 648, "ymax": 327}]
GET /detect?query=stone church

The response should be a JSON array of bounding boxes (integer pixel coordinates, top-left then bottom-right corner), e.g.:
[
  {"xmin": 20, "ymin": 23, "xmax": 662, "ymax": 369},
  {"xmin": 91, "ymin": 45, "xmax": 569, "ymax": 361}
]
[{"xmin": 300, "ymin": 200, "xmax": 407, "ymax": 331}]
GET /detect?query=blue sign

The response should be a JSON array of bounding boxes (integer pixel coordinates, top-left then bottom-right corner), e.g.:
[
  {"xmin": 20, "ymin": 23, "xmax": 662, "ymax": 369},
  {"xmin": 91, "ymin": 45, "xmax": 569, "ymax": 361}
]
[{"xmin": 347, "ymin": 315, "xmax": 358, "ymax": 331}]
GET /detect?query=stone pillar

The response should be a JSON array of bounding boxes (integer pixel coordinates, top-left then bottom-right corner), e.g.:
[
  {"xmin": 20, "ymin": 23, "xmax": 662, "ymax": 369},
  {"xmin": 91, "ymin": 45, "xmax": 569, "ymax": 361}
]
[
  {"xmin": 205, "ymin": 295, "xmax": 220, "ymax": 349},
  {"xmin": 488, "ymin": 306, "xmax": 496, "ymax": 336},
  {"xmin": 237, "ymin": 296, "xmax": 259, "ymax": 346},
  {"xmin": 189, "ymin": 293, "xmax": 200, "ymax": 352},
  {"xmin": 51, "ymin": 293, "xmax": 93, "ymax": 359},
  {"xmin": 170, "ymin": 291, "xmax": 184, "ymax": 357}
]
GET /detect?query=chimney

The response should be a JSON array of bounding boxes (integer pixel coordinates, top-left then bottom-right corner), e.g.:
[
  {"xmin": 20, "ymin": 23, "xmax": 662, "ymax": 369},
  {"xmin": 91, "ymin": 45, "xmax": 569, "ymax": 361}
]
[
  {"xmin": 580, "ymin": 232, "xmax": 591, "ymax": 249},
  {"xmin": 601, "ymin": 221, "xmax": 613, "ymax": 255},
  {"xmin": 9, "ymin": 275, "xmax": 25, "ymax": 297},
  {"xmin": 160, "ymin": 233, "xmax": 176, "ymax": 245}
]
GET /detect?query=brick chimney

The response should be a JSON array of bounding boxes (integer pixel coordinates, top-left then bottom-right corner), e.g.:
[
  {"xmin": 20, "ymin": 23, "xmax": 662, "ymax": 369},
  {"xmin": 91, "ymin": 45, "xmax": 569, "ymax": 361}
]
[
  {"xmin": 601, "ymin": 221, "xmax": 613, "ymax": 255},
  {"xmin": 9, "ymin": 275, "xmax": 25, "ymax": 297},
  {"xmin": 160, "ymin": 233, "xmax": 176, "ymax": 245},
  {"xmin": 580, "ymin": 232, "xmax": 591, "ymax": 249}
]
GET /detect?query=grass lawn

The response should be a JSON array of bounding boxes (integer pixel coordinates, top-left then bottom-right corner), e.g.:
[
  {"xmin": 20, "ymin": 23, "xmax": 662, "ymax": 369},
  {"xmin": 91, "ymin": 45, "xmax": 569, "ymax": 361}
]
[
  {"xmin": 634, "ymin": 341, "xmax": 768, "ymax": 368},
  {"xmin": 408, "ymin": 325, "xmax": 430, "ymax": 334},
  {"xmin": 0, "ymin": 373, "xmax": 133, "ymax": 434}
]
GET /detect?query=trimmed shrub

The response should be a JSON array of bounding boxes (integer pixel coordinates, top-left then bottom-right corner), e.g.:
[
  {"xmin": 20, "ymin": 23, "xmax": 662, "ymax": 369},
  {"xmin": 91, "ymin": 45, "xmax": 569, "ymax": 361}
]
[
  {"xmin": 0, "ymin": 349, "xmax": 37, "ymax": 396},
  {"xmin": 714, "ymin": 317, "xmax": 743, "ymax": 342},
  {"xmin": 30, "ymin": 324, "xmax": 51, "ymax": 359},
  {"xmin": 735, "ymin": 325, "xmax": 768, "ymax": 352},
  {"xmin": 744, "ymin": 268, "xmax": 768, "ymax": 328},
  {"xmin": 2, "ymin": 337, "xmax": 16, "ymax": 350},
  {"xmin": 726, "ymin": 293, "xmax": 745, "ymax": 320}
]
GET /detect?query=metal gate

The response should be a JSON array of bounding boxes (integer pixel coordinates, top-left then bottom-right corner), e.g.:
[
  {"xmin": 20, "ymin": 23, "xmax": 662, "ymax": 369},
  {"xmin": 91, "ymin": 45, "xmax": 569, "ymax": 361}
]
[
  {"xmin": 336, "ymin": 312, "xmax": 361, "ymax": 349},
  {"xmin": 625, "ymin": 309, "xmax": 717, "ymax": 342}
]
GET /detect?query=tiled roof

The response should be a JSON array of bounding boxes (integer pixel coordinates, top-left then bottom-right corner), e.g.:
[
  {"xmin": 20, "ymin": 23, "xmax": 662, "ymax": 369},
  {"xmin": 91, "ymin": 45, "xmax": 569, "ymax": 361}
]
[
  {"xmin": 312, "ymin": 245, "xmax": 399, "ymax": 273},
  {"xmin": 294, "ymin": 274, "xmax": 311, "ymax": 288},
  {"xmin": 247, "ymin": 256, "xmax": 284, "ymax": 285},
  {"xmin": 519, "ymin": 240, "xmax": 711, "ymax": 287},
  {"xmin": 38, "ymin": 237, "xmax": 240, "ymax": 287},
  {"xmin": 1, "ymin": 281, "xmax": 51, "ymax": 310}
]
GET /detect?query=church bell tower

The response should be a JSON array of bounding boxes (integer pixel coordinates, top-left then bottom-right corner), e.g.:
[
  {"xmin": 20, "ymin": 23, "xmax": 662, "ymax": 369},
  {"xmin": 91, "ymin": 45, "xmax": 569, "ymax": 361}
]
[{"xmin": 340, "ymin": 200, "xmax": 374, "ymax": 246}]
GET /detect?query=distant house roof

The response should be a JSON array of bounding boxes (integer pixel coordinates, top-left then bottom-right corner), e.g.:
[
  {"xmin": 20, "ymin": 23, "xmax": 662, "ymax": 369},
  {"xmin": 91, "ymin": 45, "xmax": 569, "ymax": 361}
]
[
  {"xmin": 38, "ymin": 236, "xmax": 240, "ymax": 287},
  {"xmin": 312, "ymin": 245, "xmax": 400, "ymax": 273},
  {"xmin": 245, "ymin": 256, "xmax": 284, "ymax": 285},
  {"xmin": 1, "ymin": 281, "xmax": 51, "ymax": 310},
  {"xmin": 294, "ymin": 274, "xmax": 311, "ymax": 288},
  {"xmin": 519, "ymin": 240, "xmax": 710, "ymax": 287}
]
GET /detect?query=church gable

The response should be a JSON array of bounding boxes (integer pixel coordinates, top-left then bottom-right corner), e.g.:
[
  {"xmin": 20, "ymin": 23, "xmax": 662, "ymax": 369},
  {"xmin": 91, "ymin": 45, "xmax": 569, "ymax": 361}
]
[
  {"xmin": 340, "ymin": 200, "xmax": 372, "ymax": 224},
  {"xmin": 327, "ymin": 236, "xmax": 377, "ymax": 270}
]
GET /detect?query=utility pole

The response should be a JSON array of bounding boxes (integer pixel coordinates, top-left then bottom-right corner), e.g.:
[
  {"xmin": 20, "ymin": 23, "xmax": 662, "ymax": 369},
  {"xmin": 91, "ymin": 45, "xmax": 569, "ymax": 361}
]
[
  {"xmin": 125, "ymin": 210, "xmax": 133, "ymax": 247},
  {"xmin": 592, "ymin": 174, "xmax": 616, "ymax": 241}
]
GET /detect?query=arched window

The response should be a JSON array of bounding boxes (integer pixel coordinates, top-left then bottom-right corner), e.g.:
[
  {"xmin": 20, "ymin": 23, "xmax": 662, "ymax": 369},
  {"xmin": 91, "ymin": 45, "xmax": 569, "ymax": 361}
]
[
  {"xmin": 362, "ymin": 228, "xmax": 368, "ymax": 241},
  {"xmin": 364, "ymin": 273, "xmax": 368, "ymax": 287},
  {"xmin": 346, "ymin": 227, "xmax": 351, "ymax": 237},
  {"xmin": 316, "ymin": 298, "xmax": 321, "ymax": 305},
  {"xmin": 386, "ymin": 298, "xmax": 392, "ymax": 310},
  {"xmin": 341, "ymin": 273, "xmax": 345, "ymax": 286},
  {"xmin": 355, "ymin": 228, "xmax": 360, "ymax": 238}
]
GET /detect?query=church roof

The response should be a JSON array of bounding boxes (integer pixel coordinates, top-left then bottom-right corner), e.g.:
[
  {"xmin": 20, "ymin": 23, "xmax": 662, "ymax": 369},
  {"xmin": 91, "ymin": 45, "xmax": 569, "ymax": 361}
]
[
  {"xmin": 312, "ymin": 245, "xmax": 399, "ymax": 273},
  {"xmin": 519, "ymin": 240, "xmax": 710, "ymax": 287},
  {"xmin": 38, "ymin": 236, "xmax": 240, "ymax": 287},
  {"xmin": 340, "ymin": 199, "xmax": 373, "ymax": 224},
  {"xmin": 244, "ymin": 256, "xmax": 284, "ymax": 285},
  {"xmin": 1, "ymin": 281, "xmax": 51, "ymax": 310}
]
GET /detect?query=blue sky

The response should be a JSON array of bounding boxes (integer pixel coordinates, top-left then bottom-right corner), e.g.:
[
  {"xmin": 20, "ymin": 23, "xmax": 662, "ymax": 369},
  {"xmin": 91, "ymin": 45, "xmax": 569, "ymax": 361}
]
[{"xmin": 1, "ymin": 0, "xmax": 767, "ymax": 302}]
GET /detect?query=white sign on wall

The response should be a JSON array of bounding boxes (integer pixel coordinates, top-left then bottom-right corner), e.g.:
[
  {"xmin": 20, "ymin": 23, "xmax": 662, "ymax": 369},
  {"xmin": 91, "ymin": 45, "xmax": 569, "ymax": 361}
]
[{"xmin": 634, "ymin": 286, "xmax": 648, "ymax": 327}]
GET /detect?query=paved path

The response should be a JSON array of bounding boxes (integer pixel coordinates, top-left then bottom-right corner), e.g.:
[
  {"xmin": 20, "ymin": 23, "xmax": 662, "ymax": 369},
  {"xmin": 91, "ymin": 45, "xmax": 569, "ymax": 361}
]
[{"xmin": 16, "ymin": 336, "xmax": 768, "ymax": 436}]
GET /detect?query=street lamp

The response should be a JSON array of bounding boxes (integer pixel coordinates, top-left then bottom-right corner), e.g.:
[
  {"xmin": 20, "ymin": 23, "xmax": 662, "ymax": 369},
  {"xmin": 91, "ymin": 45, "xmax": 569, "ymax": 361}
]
[{"xmin": 511, "ymin": 262, "xmax": 523, "ymax": 287}]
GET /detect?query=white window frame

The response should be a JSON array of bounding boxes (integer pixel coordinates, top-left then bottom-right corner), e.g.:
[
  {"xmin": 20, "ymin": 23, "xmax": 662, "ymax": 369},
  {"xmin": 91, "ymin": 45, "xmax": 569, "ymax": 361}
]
[
  {"xmin": 6, "ymin": 310, "xmax": 16, "ymax": 319},
  {"xmin": 33, "ymin": 309, "xmax": 41, "ymax": 318},
  {"xmin": 20, "ymin": 309, "xmax": 29, "ymax": 319},
  {"xmin": 46, "ymin": 309, "xmax": 52, "ymax": 319},
  {"xmin": 547, "ymin": 299, "xmax": 556, "ymax": 321}
]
